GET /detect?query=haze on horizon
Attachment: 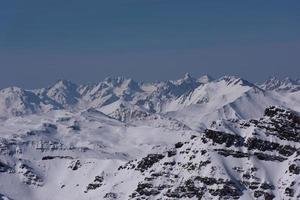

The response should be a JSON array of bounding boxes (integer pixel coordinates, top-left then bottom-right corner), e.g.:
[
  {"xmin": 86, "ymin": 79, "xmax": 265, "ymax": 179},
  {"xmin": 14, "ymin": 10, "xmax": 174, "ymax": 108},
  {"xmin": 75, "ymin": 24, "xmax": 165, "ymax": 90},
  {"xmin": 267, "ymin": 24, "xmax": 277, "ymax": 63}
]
[{"xmin": 0, "ymin": 0, "xmax": 299, "ymax": 89}]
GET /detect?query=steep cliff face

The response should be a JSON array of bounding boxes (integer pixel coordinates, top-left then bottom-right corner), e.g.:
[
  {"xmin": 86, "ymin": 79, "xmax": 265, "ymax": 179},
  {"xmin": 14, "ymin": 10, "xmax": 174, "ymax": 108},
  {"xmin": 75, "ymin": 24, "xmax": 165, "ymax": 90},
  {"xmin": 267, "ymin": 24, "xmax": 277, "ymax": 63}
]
[{"xmin": 108, "ymin": 106, "xmax": 300, "ymax": 200}]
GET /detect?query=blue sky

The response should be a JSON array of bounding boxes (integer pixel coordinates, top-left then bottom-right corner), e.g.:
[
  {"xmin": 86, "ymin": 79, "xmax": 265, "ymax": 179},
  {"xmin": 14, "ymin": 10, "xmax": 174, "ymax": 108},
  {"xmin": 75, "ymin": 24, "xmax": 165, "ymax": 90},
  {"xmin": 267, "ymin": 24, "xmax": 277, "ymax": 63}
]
[{"xmin": 0, "ymin": 0, "xmax": 299, "ymax": 88}]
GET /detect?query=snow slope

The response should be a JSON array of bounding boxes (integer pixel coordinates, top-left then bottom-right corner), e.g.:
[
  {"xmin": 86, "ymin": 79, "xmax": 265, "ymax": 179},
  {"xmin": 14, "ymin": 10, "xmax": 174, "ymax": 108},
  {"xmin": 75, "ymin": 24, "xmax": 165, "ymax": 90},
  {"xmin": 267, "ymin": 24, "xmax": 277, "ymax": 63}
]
[{"xmin": 0, "ymin": 74, "xmax": 299, "ymax": 200}]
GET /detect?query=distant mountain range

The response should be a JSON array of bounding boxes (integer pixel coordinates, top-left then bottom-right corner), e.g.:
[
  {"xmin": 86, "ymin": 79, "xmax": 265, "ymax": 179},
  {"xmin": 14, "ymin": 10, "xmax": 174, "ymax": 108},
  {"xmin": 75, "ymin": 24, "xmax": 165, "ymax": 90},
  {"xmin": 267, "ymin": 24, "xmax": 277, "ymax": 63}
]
[
  {"xmin": 0, "ymin": 74, "xmax": 299, "ymax": 122},
  {"xmin": 0, "ymin": 74, "xmax": 299, "ymax": 200}
]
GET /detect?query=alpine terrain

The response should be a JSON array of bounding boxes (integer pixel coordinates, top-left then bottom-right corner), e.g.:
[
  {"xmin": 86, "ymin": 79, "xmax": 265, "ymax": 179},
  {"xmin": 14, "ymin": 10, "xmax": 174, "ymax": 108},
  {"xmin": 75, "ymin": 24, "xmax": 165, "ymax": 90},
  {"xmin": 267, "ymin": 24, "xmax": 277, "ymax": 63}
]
[{"xmin": 0, "ymin": 74, "xmax": 299, "ymax": 200}]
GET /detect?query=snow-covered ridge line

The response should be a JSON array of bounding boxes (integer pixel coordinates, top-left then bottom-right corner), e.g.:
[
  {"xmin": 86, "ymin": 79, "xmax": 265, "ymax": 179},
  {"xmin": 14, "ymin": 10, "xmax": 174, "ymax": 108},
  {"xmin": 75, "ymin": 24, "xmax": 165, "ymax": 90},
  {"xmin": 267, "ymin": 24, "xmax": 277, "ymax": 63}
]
[{"xmin": 0, "ymin": 74, "xmax": 298, "ymax": 121}]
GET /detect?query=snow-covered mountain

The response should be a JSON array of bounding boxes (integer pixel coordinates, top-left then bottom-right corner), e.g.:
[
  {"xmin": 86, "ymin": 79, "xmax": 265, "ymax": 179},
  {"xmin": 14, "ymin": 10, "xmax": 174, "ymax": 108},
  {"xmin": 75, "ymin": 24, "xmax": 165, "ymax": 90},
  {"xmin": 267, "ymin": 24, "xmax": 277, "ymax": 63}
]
[
  {"xmin": 1, "ymin": 74, "xmax": 298, "ymax": 122},
  {"xmin": 259, "ymin": 77, "xmax": 300, "ymax": 92},
  {"xmin": 0, "ymin": 87, "xmax": 58, "ymax": 119},
  {"xmin": 112, "ymin": 106, "xmax": 300, "ymax": 199},
  {"xmin": 0, "ymin": 74, "xmax": 299, "ymax": 200}
]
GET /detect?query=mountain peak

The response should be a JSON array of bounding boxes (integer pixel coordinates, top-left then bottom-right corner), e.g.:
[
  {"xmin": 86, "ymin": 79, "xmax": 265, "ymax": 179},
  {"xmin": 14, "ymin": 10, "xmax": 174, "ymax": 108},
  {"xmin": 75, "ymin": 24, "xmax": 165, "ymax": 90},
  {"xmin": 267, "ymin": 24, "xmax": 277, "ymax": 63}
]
[
  {"xmin": 46, "ymin": 79, "xmax": 79, "ymax": 106},
  {"xmin": 103, "ymin": 76, "xmax": 141, "ymax": 93},
  {"xmin": 260, "ymin": 76, "xmax": 300, "ymax": 92},
  {"xmin": 51, "ymin": 79, "xmax": 77, "ymax": 89},
  {"xmin": 221, "ymin": 76, "xmax": 261, "ymax": 89},
  {"xmin": 183, "ymin": 72, "xmax": 192, "ymax": 80},
  {"xmin": 219, "ymin": 75, "xmax": 240, "ymax": 81},
  {"xmin": 0, "ymin": 86, "xmax": 24, "ymax": 94},
  {"xmin": 175, "ymin": 73, "xmax": 196, "ymax": 85},
  {"xmin": 198, "ymin": 75, "xmax": 213, "ymax": 84},
  {"xmin": 104, "ymin": 76, "xmax": 128, "ymax": 85},
  {"xmin": 0, "ymin": 87, "xmax": 42, "ymax": 117},
  {"xmin": 0, "ymin": 74, "xmax": 300, "ymax": 200}
]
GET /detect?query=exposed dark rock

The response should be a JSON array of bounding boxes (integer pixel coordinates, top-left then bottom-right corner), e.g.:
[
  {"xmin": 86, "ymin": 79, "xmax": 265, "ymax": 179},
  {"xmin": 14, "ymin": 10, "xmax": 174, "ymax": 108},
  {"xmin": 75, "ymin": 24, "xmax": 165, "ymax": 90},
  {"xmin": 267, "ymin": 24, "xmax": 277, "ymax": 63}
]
[
  {"xmin": 285, "ymin": 187, "xmax": 294, "ymax": 197},
  {"xmin": 85, "ymin": 175, "xmax": 104, "ymax": 193},
  {"xmin": 68, "ymin": 160, "xmax": 82, "ymax": 170},
  {"xmin": 190, "ymin": 135, "xmax": 197, "ymax": 139},
  {"xmin": 182, "ymin": 162, "xmax": 198, "ymax": 171},
  {"xmin": 163, "ymin": 161, "xmax": 176, "ymax": 166},
  {"xmin": 167, "ymin": 149, "xmax": 177, "ymax": 157},
  {"xmin": 216, "ymin": 149, "xmax": 249, "ymax": 158},
  {"xmin": 174, "ymin": 142, "xmax": 184, "ymax": 148},
  {"xmin": 165, "ymin": 179, "xmax": 204, "ymax": 199},
  {"xmin": 242, "ymin": 173, "xmax": 251, "ymax": 180},
  {"xmin": 289, "ymin": 164, "xmax": 300, "ymax": 174},
  {"xmin": 253, "ymin": 152, "xmax": 287, "ymax": 162},
  {"xmin": 246, "ymin": 137, "xmax": 296, "ymax": 156},
  {"xmin": 205, "ymin": 129, "xmax": 244, "ymax": 147},
  {"xmin": 200, "ymin": 150, "xmax": 207, "ymax": 155},
  {"xmin": 260, "ymin": 106, "xmax": 300, "ymax": 142},
  {"xmin": 150, "ymin": 172, "xmax": 163, "ymax": 177},
  {"xmin": 113, "ymin": 106, "xmax": 299, "ymax": 200},
  {"xmin": 254, "ymin": 190, "xmax": 275, "ymax": 200},
  {"xmin": 0, "ymin": 193, "xmax": 13, "ymax": 200},
  {"xmin": 18, "ymin": 164, "xmax": 43, "ymax": 186},
  {"xmin": 104, "ymin": 192, "xmax": 118, "ymax": 199},
  {"xmin": 117, "ymin": 160, "xmax": 136, "ymax": 170},
  {"xmin": 68, "ymin": 121, "xmax": 81, "ymax": 131},
  {"xmin": 42, "ymin": 155, "xmax": 73, "ymax": 160},
  {"xmin": 135, "ymin": 183, "xmax": 160, "ymax": 196},
  {"xmin": 246, "ymin": 181, "xmax": 260, "ymax": 190},
  {"xmin": 0, "ymin": 160, "xmax": 14, "ymax": 173},
  {"xmin": 264, "ymin": 107, "xmax": 300, "ymax": 125},
  {"xmin": 260, "ymin": 182, "xmax": 275, "ymax": 190},
  {"xmin": 209, "ymin": 184, "xmax": 242, "ymax": 199},
  {"xmin": 136, "ymin": 154, "xmax": 165, "ymax": 172},
  {"xmin": 42, "ymin": 123, "xmax": 58, "ymax": 130}
]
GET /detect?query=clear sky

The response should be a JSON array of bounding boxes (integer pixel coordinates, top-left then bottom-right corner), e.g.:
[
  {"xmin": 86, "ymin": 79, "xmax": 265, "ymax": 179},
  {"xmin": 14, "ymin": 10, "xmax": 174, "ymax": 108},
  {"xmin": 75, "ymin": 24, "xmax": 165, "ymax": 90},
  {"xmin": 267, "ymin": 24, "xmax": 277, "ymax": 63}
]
[{"xmin": 0, "ymin": 0, "xmax": 299, "ymax": 88}]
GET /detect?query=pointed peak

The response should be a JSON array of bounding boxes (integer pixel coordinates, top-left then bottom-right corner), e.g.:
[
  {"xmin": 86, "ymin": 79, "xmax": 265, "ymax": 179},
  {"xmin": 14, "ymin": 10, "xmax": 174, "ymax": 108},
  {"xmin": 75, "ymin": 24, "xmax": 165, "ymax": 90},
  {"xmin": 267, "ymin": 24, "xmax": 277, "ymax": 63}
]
[
  {"xmin": 267, "ymin": 76, "xmax": 278, "ymax": 80},
  {"xmin": 183, "ymin": 72, "xmax": 192, "ymax": 80},
  {"xmin": 175, "ymin": 73, "xmax": 196, "ymax": 84},
  {"xmin": 104, "ymin": 76, "xmax": 134, "ymax": 86},
  {"xmin": 261, "ymin": 76, "xmax": 300, "ymax": 91},
  {"xmin": 263, "ymin": 76, "xmax": 298, "ymax": 84},
  {"xmin": 282, "ymin": 77, "xmax": 298, "ymax": 84},
  {"xmin": 104, "ymin": 76, "xmax": 122, "ymax": 83},
  {"xmin": 51, "ymin": 79, "xmax": 77, "ymax": 89},
  {"xmin": 46, "ymin": 79, "xmax": 79, "ymax": 106},
  {"xmin": 283, "ymin": 77, "xmax": 292, "ymax": 81},
  {"xmin": 0, "ymin": 87, "xmax": 27, "ymax": 97},
  {"xmin": 218, "ymin": 75, "xmax": 257, "ymax": 88},
  {"xmin": 219, "ymin": 75, "xmax": 242, "ymax": 84},
  {"xmin": 198, "ymin": 75, "xmax": 214, "ymax": 84},
  {"xmin": 1, "ymin": 86, "xmax": 24, "ymax": 92},
  {"xmin": 263, "ymin": 76, "xmax": 280, "ymax": 83},
  {"xmin": 219, "ymin": 75, "xmax": 240, "ymax": 81}
]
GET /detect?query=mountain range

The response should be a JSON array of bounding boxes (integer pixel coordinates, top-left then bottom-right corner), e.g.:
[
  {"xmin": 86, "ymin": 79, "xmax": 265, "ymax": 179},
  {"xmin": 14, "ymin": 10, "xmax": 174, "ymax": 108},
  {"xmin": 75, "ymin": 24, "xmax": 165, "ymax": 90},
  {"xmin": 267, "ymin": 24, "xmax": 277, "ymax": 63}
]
[{"xmin": 0, "ymin": 74, "xmax": 299, "ymax": 200}]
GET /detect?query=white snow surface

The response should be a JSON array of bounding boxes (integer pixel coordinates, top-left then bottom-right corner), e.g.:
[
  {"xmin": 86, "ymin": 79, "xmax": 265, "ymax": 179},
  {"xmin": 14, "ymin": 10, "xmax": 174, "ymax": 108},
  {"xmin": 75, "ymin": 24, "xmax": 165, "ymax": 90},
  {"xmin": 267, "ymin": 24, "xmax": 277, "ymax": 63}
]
[{"xmin": 0, "ymin": 74, "xmax": 299, "ymax": 200}]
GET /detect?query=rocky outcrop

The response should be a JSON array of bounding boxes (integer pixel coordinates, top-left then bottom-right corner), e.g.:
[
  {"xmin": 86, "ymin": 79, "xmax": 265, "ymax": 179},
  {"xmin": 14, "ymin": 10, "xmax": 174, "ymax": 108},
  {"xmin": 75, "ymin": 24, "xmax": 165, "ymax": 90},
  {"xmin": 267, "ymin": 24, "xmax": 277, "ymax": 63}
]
[
  {"xmin": 114, "ymin": 106, "xmax": 300, "ymax": 199},
  {"xmin": 68, "ymin": 160, "xmax": 82, "ymax": 171},
  {"xmin": 135, "ymin": 154, "xmax": 165, "ymax": 172},
  {"xmin": 17, "ymin": 163, "xmax": 43, "ymax": 186},
  {"xmin": 205, "ymin": 129, "xmax": 244, "ymax": 147},
  {"xmin": 85, "ymin": 175, "xmax": 104, "ymax": 193},
  {"xmin": 0, "ymin": 160, "xmax": 14, "ymax": 173}
]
